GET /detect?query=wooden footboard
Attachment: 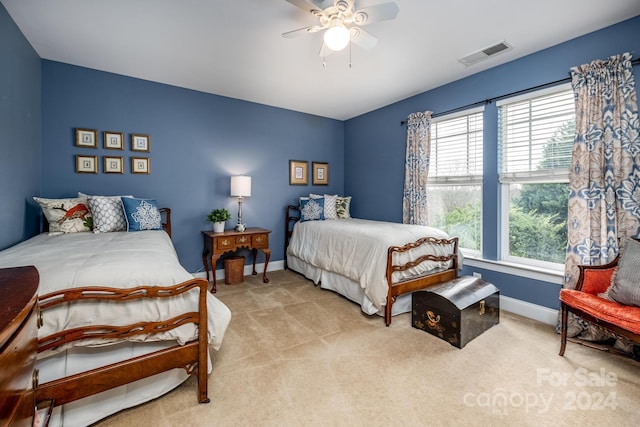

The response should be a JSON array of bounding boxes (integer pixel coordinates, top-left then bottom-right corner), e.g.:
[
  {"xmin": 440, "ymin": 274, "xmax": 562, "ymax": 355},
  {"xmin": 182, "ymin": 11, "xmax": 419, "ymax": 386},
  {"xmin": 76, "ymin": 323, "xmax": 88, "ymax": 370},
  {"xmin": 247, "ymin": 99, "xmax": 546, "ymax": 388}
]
[
  {"xmin": 35, "ymin": 278, "xmax": 210, "ymax": 407},
  {"xmin": 385, "ymin": 236, "xmax": 459, "ymax": 326}
]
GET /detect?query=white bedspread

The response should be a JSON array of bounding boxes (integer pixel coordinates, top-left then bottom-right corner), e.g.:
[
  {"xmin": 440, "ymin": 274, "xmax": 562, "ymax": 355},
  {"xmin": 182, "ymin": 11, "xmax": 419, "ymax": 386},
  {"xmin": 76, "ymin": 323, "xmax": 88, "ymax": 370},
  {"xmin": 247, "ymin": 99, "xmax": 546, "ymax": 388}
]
[
  {"xmin": 0, "ymin": 231, "xmax": 230, "ymax": 353},
  {"xmin": 286, "ymin": 218, "xmax": 456, "ymax": 310}
]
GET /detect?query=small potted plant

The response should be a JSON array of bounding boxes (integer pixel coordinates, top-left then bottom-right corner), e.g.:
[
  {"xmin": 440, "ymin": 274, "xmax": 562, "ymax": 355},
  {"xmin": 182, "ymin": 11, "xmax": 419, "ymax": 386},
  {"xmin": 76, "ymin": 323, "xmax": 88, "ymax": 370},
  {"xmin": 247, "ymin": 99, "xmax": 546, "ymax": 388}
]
[{"xmin": 207, "ymin": 208, "xmax": 231, "ymax": 233}]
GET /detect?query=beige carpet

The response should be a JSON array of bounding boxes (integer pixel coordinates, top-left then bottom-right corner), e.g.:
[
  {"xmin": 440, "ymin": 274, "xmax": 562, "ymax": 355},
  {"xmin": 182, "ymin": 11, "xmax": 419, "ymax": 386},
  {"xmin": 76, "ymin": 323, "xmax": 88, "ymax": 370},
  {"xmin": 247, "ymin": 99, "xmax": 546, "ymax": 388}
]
[{"xmin": 95, "ymin": 270, "xmax": 640, "ymax": 427}]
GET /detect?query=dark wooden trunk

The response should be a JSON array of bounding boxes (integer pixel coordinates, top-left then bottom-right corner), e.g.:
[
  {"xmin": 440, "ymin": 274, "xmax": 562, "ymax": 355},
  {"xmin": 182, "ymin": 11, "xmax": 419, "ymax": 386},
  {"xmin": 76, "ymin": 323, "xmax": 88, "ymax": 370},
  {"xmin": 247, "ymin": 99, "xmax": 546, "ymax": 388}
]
[{"xmin": 412, "ymin": 276, "xmax": 499, "ymax": 348}]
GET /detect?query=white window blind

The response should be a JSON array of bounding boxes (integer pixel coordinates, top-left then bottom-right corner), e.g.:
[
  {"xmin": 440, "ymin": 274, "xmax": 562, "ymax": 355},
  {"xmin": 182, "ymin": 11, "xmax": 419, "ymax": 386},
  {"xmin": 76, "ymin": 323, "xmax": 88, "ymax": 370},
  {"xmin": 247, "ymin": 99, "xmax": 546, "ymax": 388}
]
[
  {"xmin": 430, "ymin": 108, "xmax": 484, "ymax": 184},
  {"xmin": 497, "ymin": 84, "xmax": 574, "ymax": 183}
]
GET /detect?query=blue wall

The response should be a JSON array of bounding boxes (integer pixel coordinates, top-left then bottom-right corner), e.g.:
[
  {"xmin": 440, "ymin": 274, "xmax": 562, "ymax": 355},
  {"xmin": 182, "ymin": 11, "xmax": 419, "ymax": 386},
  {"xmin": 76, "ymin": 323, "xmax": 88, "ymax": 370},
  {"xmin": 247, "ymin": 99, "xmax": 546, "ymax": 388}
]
[
  {"xmin": 344, "ymin": 15, "xmax": 640, "ymax": 309},
  {"xmin": 3, "ymin": 3, "xmax": 639, "ymax": 309},
  {"xmin": 41, "ymin": 61, "xmax": 344, "ymax": 272},
  {"xmin": 0, "ymin": 3, "xmax": 41, "ymax": 249}
]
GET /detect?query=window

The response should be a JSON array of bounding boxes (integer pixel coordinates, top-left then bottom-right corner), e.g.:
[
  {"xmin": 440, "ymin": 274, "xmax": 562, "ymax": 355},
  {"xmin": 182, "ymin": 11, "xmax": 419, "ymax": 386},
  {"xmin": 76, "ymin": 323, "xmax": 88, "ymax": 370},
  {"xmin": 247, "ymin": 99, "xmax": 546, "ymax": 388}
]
[
  {"xmin": 427, "ymin": 108, "xmax": 483, "ymax": 253},
  {"xmin": 497, "ymin": 84, "xmax": 574, "ymax": 267}
]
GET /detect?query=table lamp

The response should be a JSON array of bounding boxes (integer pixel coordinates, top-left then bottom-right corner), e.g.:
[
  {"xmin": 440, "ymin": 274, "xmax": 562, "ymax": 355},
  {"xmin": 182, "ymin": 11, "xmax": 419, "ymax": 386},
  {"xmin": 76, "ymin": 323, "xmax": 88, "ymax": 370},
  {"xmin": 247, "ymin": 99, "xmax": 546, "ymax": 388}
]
[{"xmin": 230, "ymin": 175, "xmax": 251, "ymax": 231}]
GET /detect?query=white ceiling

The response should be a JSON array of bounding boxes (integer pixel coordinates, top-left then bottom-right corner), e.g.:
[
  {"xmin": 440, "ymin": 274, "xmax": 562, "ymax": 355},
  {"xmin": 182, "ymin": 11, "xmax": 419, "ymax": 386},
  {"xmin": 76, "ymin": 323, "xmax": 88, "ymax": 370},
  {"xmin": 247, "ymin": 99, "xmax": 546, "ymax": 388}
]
[{"xmin": 3, "ymin": 0, "xmax": 640, "ymax": 120}]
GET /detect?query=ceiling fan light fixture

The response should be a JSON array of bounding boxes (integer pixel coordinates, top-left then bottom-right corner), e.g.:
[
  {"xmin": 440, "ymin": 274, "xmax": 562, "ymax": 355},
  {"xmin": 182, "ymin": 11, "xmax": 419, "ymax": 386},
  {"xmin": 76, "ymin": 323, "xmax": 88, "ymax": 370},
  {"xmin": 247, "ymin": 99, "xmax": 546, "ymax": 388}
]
[{"xmin": 323, "ymin": 24, "xmax": 350, "ymax": 51}]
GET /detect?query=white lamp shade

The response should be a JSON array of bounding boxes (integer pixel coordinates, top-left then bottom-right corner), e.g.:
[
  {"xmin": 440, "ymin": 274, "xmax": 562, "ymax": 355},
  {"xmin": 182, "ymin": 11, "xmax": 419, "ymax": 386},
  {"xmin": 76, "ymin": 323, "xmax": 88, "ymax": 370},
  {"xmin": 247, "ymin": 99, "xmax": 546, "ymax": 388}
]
[
  {"xmin": 231, "ymin": 175, "xmax": 251, "ymax": 197},
  {"xmin": 324, "ymin": 24, "xmax": 350, "ymax": 51}
]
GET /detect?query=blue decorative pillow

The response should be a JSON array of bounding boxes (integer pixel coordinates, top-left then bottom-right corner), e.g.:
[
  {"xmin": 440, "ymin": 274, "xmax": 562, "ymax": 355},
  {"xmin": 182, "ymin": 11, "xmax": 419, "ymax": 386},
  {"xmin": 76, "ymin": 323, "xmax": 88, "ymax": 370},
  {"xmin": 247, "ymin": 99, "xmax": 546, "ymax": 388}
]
[
  {"xmin": 121, "ymin": 197, "xmax": 162, "ymax": 231},
  {"xmin": 300, "ymin": 197, "xmax": 325, "ymax": 222}
]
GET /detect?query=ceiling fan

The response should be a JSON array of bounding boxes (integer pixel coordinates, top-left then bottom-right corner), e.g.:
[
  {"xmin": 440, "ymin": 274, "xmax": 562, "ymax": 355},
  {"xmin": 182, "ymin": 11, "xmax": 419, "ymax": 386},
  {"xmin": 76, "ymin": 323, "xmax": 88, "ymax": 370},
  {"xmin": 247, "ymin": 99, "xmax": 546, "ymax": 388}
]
[{"xmin": 282, "ymin": 0, "xmax": 400, "ymax": 57}]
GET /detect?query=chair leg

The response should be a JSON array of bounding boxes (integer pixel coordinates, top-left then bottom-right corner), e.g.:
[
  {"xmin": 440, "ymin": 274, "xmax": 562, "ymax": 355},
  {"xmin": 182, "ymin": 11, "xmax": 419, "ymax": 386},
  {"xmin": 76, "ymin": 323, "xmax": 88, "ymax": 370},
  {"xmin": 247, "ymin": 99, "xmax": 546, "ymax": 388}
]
[
  {"xmin": 385, "ymin": 304, "xmax": 392, "ymax": 327},
  {"xmin": 559, "ymin": 304, "xmax": 568, "ymax": 356}
]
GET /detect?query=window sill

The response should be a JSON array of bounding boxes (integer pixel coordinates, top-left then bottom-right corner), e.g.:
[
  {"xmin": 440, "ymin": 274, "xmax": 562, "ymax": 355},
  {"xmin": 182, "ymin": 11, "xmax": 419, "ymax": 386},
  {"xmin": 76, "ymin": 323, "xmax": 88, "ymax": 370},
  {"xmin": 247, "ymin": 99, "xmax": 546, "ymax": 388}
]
[{"xmin": 462, "ymin": 253, "xmax": 564, "ymax": 285}]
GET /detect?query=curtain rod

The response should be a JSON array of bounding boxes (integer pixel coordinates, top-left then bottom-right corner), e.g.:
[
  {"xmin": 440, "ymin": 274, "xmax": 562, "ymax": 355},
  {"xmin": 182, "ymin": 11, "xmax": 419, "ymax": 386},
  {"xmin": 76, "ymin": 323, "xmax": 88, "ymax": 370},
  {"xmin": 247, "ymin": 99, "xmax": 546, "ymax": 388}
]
[{"xmin": 401, "ymin": 56, "xmax": 640, "ymax": 125}]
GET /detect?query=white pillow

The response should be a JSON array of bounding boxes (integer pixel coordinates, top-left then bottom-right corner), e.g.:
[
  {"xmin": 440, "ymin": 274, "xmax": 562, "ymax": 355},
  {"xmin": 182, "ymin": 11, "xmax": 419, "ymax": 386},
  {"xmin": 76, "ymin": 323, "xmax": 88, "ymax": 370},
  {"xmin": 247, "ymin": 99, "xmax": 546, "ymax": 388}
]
[
  {"xmin": 34, "ymin": 196, "xmax": 92, "ymax": 234},
  {"xmin": 336, "ymin": 196, "xmax": 351, "ymax": 219}
]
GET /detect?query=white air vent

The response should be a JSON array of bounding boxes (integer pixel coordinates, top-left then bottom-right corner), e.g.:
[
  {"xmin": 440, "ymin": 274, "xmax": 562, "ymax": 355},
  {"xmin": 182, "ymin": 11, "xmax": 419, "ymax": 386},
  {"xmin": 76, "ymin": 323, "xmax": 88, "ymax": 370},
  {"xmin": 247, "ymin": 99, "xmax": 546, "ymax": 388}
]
[{"xmin": 458, "ymin": 41, "xmax": 512, "ymax": 66}]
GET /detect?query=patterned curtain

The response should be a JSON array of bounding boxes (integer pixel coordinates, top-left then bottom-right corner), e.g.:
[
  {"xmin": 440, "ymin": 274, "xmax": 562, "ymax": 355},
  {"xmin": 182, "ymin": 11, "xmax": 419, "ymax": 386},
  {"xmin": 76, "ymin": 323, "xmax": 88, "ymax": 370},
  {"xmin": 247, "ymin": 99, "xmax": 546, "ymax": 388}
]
[
  {"xmin": 563, "ymin": 52, "xmax": 640, "ymax": 340},
  {"xmin": 403, "ymin": 111, "xmax": 432, "ymax": 225}
]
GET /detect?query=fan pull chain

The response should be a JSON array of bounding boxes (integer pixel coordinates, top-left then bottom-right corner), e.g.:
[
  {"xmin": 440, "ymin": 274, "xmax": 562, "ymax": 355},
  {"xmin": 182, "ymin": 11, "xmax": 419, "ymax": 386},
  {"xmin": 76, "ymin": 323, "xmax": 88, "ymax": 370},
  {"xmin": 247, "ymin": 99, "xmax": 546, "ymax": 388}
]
[
  {"xmin": 349, "ymin": 39, "xmax": 352, "ymax": 68},
  {"xmin": 321, "ymin": 42, "xmax": 327, "ymax": 68}
]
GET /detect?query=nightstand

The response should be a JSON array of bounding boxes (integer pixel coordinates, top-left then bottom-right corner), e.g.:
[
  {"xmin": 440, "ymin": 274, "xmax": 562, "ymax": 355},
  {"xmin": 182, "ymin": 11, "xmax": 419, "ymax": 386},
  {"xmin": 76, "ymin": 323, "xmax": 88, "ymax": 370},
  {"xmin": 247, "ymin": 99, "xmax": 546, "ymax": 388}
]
[{"xmin": 202, "ymin": 228, "xmax": 271, "ymax": 293}]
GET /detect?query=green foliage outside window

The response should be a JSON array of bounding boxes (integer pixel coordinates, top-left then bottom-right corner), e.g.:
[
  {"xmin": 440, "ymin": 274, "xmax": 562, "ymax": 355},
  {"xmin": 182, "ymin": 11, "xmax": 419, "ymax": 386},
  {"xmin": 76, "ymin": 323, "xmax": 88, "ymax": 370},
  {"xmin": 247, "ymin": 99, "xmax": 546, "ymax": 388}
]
[
  {"xmin": 440, "ymin": 203, "xmax": 481, "ymax": 251},
  {"xmin": 508, "ymin": 204, "xmax": 567, "ymax": 263}
]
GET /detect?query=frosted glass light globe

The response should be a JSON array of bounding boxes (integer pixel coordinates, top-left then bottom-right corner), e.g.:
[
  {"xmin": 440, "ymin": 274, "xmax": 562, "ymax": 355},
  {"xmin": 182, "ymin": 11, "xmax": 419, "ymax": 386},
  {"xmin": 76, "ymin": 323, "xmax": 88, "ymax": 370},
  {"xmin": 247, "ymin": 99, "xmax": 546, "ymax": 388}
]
[{"xmin": 323, "ymin": 24, "xmax": 350, "ymax": 51}]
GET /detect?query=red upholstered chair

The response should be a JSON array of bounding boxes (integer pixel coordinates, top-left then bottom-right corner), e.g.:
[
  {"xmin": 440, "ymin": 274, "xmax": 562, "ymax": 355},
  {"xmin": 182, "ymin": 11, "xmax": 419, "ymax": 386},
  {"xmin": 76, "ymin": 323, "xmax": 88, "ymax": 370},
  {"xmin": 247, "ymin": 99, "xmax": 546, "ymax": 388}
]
[{"xmin": 559, "ymin": 255, "xmax": 640, "ymax": 357}]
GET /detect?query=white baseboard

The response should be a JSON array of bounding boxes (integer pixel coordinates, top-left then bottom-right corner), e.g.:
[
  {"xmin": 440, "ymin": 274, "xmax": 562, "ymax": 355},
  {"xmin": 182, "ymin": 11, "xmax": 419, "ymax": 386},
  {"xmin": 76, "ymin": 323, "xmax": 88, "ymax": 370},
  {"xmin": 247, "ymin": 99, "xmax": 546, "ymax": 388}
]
[
  {"xmin": 500, "ymin": 295, "xmax": 558, "ymax": 326},
  {"xmin": 193, "ymin": 264, "xmax": 559, "ymax": 326},
  {"xmin": 192, "ymin": 260, "xmax": 285, "ymax": 281}
]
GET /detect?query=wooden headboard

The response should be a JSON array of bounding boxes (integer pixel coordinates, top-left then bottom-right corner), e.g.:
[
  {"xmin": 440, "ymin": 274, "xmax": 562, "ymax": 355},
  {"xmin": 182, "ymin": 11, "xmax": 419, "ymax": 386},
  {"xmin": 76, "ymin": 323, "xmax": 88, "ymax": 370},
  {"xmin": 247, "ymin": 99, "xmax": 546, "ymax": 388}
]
[
  {"xmin": 284, "ymin": 205, "xmax": 300, "ymax": 269},
  {"xmin": 160, "ymin": 208, "xmax": 172, "ymax": 237},
  {"xmin": 42, "ymin": 207, "xmax": 172, "ymax": 238}
]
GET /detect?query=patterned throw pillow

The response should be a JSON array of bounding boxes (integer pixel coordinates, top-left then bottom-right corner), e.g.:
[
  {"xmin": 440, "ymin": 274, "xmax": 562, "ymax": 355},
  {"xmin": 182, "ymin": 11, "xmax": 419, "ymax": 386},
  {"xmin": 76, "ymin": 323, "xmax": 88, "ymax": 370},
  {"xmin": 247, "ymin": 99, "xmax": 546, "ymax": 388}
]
[
  {"xmin": 323, "ymin": 194, "xmax": 338, "ymax": 220},
  {"xmin": 121, "ymin": 197, "xmax": 162, "ymax": 231},
  {"xmin": 310, "ymin": 193, "xmax": 338, "ymax": 220},
  {"xmin": 88, "ymin": 195, "xmax": 129, "ymax": 233},
  {"xmin": 336, "ymin": 196, "xmax": 352, "ymax": 219},
  {"xmin": 300, "ymin": 197, "xmax": 325, "ymax": 222},
  {"xmin": 34, "ymin": 196, "xmax": 92, "ymax": 234}
]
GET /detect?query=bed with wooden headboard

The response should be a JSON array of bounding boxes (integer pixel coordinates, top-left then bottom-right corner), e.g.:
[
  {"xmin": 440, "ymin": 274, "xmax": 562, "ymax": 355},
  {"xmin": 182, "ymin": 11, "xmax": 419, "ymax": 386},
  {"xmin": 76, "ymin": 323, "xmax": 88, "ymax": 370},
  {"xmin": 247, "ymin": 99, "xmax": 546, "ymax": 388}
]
[
  {"xmin": 0, "ymin": 199, "xmax": 231, "ymax": 426},
  {"xmin": 285, "ymin": 204, "xmax": 459, "ymax": 325}
]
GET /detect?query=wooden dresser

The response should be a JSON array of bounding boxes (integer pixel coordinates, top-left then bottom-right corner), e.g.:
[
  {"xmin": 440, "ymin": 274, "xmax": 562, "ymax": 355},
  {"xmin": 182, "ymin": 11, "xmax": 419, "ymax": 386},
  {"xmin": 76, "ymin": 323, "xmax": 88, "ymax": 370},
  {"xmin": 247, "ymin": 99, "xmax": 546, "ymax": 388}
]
[{"xmin": 0, "ymin": 266, "xmax": 40, "ymax": 427}]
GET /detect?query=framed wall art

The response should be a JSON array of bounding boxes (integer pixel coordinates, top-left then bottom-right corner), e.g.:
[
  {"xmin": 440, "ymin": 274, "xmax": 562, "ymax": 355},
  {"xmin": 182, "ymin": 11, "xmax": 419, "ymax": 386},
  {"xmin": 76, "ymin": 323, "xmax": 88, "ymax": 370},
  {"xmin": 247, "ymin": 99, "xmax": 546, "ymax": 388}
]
[
  {"xmin": 312, "ymin": 162, "xmax": 329, "ymax": 185},
  {"xmin": 103, "ymin": 131, "xmax": 124, "ymax": 150},
  {"xmin": 104, "ymin": 156, "xmax": 124, "ymax": 174},
  {"xmin": 132, "ymin": 157, "xmax": 150, "ymax": 174},
  {"xmin": 76, "ymin": 155, "xmax": 98, "ymax": 174},
  {"xmin": 75, "ymin": 128, "xmax": 98, "ymax": 148},
  {"xmin": 131, "ymin": 134, "xmax": 150, "ymax": 152},
  {"xmin": 289, "ymin": 160, "xmax": 308, "ymax": 185}
]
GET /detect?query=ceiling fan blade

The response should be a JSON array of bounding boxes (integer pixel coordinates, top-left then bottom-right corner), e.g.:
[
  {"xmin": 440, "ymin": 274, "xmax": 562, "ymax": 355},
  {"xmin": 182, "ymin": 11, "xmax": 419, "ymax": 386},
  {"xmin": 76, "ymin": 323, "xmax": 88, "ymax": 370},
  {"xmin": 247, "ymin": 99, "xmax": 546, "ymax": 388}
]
[
  {"xmin": 282, "ymin": 25, "xmax": 324, "ymax": 38},
  {"xmin": 350, "ymin": 27, "xmax": 378, "ymax": 50},
  {"xmin": 353, "ymin": 2, "xmax": 399, "ymax": 26},
  {"xmin": 284, "ymin": 0, "xmax": 329, "ymax": 14},
  {"xmin": 318, "ymin": 42, "xmax": 335, "ymax": 57}
]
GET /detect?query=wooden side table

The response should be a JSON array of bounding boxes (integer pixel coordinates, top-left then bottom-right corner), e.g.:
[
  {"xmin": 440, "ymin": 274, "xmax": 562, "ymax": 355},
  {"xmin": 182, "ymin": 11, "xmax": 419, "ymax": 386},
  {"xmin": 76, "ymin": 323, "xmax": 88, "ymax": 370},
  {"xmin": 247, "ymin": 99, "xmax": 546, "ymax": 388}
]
[{"xmin": 202, "ymin": 227, "xmax": 271, "ymax": 293}]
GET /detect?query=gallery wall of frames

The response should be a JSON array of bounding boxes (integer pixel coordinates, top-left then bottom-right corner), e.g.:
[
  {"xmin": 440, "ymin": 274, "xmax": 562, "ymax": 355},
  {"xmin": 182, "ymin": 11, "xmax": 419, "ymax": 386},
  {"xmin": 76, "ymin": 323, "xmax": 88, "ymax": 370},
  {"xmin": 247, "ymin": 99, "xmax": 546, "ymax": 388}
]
[{"xmin": 74, "ymin": 128, "xmax": 150, "ymax": 174}]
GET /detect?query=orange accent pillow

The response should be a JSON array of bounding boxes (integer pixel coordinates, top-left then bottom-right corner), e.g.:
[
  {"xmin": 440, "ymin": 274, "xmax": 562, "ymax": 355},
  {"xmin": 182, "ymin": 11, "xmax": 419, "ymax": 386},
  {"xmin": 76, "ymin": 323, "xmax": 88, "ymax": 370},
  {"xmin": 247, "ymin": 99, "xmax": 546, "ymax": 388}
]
[{"xmin": 581, "ymin": 267, "xmax": 616, "ymax": 295}]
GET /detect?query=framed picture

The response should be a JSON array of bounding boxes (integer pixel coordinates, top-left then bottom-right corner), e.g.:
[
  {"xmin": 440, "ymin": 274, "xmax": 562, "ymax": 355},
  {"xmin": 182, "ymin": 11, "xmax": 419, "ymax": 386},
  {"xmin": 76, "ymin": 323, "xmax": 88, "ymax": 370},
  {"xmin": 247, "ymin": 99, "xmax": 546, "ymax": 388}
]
[
  {"xmin": 131, "ymin": 134, "xmax": 150, "ymax": 152},
  {"xmin": 132, "ymin": 157, "xmax": 150, "ymax": 174},
  {"xmin": 312, "ymin": 162, "xmax": 329, "ymax": 185},
  {"xmin": 289, "ymin": 160, "xmax": 308, "ymax": 185},
  {"xmin": 75, "ymin": 128, "xmax": 97, "ymax": 148},
  {"xmin": 76, "ymin": 155, "xmax": 98, "ymax": 173},
  {"xmin": 104, "ymin": 156, "xmax": 124, "ymax": 174},
  {"xmin": 103, "ymin": 131, "xmax": 124, "ymax": 150}
]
